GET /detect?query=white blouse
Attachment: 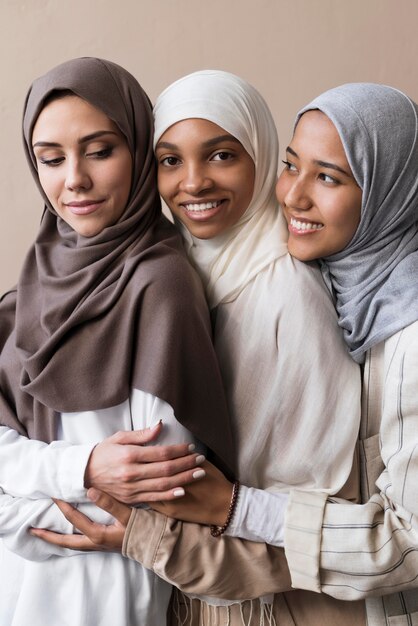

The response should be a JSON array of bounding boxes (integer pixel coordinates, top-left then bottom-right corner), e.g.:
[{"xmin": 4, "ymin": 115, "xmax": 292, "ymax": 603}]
[{"xmin": 0, "ymin": 389, "xmax": 197, "ymax": 626}]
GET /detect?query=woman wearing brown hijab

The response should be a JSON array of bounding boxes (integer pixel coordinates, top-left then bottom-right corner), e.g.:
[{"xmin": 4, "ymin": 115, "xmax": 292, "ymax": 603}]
[{"xmin": 0, "ymin": 58, "xmax": 233, "ymax": 625}]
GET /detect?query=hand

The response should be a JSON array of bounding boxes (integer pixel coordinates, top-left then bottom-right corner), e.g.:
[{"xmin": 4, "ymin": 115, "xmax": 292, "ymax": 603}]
[
  {"xmin": 85, "ymin": 422, "xmax": 206, "ymax": 504},
  {"xmin": 152, "ymin": 461, "xmax": 234, "ymax": 526},
  {"xmin": 30, "ymin": 489, "xmax": 131, "ymax": 552}
]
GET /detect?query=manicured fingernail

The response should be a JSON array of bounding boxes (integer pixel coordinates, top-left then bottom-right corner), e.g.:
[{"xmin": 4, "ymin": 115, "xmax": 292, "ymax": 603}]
[
  {"xmin": 173, "ymin": 488, "xmax": 185, "ymax": 497},
  {"xmin": 188, "ymin": 443, "xmax": 196, "ymax": 452},
  {"xmin": 195, "ymin": 455, "xmax": 205, "ymax": 465},
  {"xmin": 193, "ymin": 469, "xmax": 206, "ymax": 479},
  {"xmin": 151, "ymin": 420, "xmax": 162, "ymax": 430}
]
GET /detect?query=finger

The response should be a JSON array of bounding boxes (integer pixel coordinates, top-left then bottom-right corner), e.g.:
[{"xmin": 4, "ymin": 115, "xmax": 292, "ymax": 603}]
[
  {"xmin": 125, "ymin": 443, "xmax": 199, "ymax": 465},
  {"xmin": 30, "ymin": 528, "xmax": 98, "ymax": 551},
  {"xmin": 120, "ymin": 452, "xmax": 205, "ymax": 484},
  {"xmin": 109, "ymin": 421, "xmax": 163, "ymax": 446},
  {"xmin": 87, "ymin": 489, "xmax": 131, "ymax": 526},
  {"xmin": 53, "ymin": 499, "xmax": 104, "ymax": 536},
  {"xmin": 115, "ymin": 466, "xmax": 206, "ymax": 504}
]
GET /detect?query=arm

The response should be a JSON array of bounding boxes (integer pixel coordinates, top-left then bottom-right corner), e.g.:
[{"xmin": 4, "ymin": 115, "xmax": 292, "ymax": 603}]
[
  {"xmin": 285, "ymin": 323, "xmax": 418, "ymax": 600},
  {"xmin": 124, "ymin": 508, "xmax": 292, "ymax": 600},
  {"xmin": 31, "ymin": 489, "xmax": 293, "ymax": 600},
  {"xmin": 0, "ymin": 423, "xmax": 204, "ymax": 503},
  {"xmin": 0, "ymin": 489, "xmax": 85, "ymax": 561}
]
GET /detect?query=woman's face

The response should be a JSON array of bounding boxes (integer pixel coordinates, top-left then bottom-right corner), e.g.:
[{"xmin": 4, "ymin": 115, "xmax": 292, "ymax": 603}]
[
  {"xmin": 276, "ymin": 110, "xmax": 362, "ymax": 261},
  {"xmin": 32, "ymin": 95, "xmax": 132, "ymax": 238},
  {"xmin": 155, "ymin": 118, "xmax": 255, "ymax": 239}
]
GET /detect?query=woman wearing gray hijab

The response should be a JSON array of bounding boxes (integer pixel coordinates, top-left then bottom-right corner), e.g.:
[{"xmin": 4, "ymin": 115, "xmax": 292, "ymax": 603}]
[
  {"xmin": 0, "ymin": 58, "xmax": 233, "ymax": 625},
  {"xmin": 276, "ymin": 82, "xmax": 418, "ymax": 625}
]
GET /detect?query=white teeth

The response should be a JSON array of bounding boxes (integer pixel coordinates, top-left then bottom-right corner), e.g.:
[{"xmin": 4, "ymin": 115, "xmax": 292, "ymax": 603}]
[
  {"xmin": 184, "ymin": 201, "xmax": 221, "ymax": 212},
  {"xmin": 290, "ymin": 217, "xmax": 323, "ymax": 231}
]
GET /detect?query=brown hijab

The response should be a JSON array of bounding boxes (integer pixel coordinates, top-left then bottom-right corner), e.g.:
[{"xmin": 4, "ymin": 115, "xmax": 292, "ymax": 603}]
[{"xmin": 0, "ymin": 58, "xmax": 234, "ymax": 472}]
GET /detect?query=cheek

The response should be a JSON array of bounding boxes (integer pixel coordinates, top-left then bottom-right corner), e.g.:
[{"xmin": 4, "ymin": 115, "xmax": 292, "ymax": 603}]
[
  {"xmin": 275, "ymin": 176, "xmax": 287, "ymax": 205},
  {"xmin": 37, "ymin": 171, "xmax": 60, "ymax": 204},
  {"xmin": 157, "ymin": 171, "xmax": 177, "ymax": 207}
]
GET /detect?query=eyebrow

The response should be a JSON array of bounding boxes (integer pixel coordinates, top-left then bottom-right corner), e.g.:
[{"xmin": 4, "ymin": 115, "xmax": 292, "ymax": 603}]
[
  {"xmin": 156, "ymin": 134, "xmax": 241, "ymax": 151},
  {"xmin": 32, "ymin": 130, "xmax": 119, "ymax": 149},
  {"xmin": 286, "ymin": 145, "xmax": 351, "ymax": 177}
]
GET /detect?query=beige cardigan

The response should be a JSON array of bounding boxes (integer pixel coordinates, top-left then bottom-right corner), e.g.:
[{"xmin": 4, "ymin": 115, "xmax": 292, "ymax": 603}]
[{"xmin": 122, "ymin": 254, "xmax": 367, "ymax": 624}]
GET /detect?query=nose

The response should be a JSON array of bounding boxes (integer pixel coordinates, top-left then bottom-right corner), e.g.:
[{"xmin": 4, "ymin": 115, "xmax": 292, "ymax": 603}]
[
  {"xmin": 277, "ymin": 173, "xmax": 312, "ymax": 212},
  {"xmin": 65, "ymin": 157, "xmax": 92, "ymax": 191},
  {"xmin": 179, "ymin": 163, "xmax": 213, "ymax": 195}
]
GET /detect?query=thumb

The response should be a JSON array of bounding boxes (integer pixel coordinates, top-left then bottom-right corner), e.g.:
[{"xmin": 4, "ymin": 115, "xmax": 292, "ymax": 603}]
[
  {"xmin": 87, "ymin": 489, "xmax": 132, "ymax": 526},
  {"xmin": 111, "ymin": 420, "xmax": 163, "ymax": 445}
]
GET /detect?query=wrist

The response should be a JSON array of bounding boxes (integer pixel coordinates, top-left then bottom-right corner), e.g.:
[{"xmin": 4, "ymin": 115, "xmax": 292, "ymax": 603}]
[
  {"xmin": 83, "ymin": 443, "xmax": 100, "ymax": 489},
  {"xmin": 210, "ymin": 480, "xmax": 240, "ymax": 537}
]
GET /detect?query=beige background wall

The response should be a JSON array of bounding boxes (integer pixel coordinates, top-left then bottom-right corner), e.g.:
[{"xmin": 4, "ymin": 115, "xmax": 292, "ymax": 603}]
[{"xmin": 1, "ymin": 0, "xmax": 417, "ymax": 293}]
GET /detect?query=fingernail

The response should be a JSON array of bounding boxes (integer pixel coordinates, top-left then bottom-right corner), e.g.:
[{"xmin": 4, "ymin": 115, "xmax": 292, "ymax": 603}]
[
  {"xmin": 195, "ymin": 454, "xmax": 205, "ymax": 465},
  {"xmin": 193, "ymin": 469, "xmax": 206, "ymax": 479},
  {"xmin": 188, "ymin": 443, "xmax": 196, "ymax": 452},
  {"xmin": 151, "ymin": 420, "xmax": 162, "ymax": 431},
  {"xmin": 173, "ymin": 488, "xmax": 185, "ymax": 497}
]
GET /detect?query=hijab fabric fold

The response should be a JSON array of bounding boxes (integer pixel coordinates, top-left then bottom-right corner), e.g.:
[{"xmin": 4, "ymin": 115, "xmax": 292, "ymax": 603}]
[
  {"xmin": 297, "ymin": 83, "xmax": 418, "ymax": 362},
  {"xmin": 153, "ymin": 70, "xmax": 288, "ymax": 309},
  {"xmin": 0, "ymin": 58, "xmax": 234, "ymax": 471}
]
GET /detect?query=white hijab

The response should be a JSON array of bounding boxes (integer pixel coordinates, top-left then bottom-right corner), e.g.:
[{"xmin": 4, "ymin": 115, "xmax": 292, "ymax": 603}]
[{"xmin": 153, "ymin": 70, "xmax": 288, "ymax": 308}]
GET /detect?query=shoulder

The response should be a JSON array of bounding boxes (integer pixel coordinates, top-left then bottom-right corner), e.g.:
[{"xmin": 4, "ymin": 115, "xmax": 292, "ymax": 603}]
[{"xmin": 268, "ymin": 254, "xmax": 337, "ymax": 322}]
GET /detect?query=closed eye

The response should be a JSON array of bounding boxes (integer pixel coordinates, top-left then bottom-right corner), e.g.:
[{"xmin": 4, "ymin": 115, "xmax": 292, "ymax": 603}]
[
  {"xmin": 39, "ymin": 156, "xmax": 65, "ymax": 167},
  {"xmin": 86, "ymin": 147, "xmax": 114, "ymax": 159}
]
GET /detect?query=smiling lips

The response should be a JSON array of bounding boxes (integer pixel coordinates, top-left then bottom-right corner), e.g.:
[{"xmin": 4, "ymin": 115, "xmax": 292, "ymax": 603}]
[
  {"xmin": 65, "ymin": 200, "xmax": 105, "ymax": 215},
  {"xmin": 289, "ymin": 217, "xmax": 324, "ymax": 234},
  {"xmin": 183, "ymin": 200, "xmax": 223, "ymax": 212},
  {"xmin": 180, "ymin": 200, "xmax": 224, "ymax": 221}
]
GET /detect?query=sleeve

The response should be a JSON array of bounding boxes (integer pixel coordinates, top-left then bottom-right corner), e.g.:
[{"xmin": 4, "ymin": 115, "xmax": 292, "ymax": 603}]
[
  {"xmin": 122, "ymin": 507, "xmax": 292, "ymax": 600},
  {"xmin": 0, "ymin": 488, "xmax": 86, "ymax": 561},
  {"xmin": 225, "ymin": 486, "xmax": 287, "ymax": 547},
  {"xmin": 285, "ymin": 323, "xmax": 418, "ymax": 600},
  {"xmin": 0, "ymin": 426, "xmax": 95, "ymax": 500}
]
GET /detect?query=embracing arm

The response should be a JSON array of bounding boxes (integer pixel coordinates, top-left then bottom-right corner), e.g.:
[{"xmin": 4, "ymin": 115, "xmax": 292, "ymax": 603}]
[
  {"xmin": 285, "ymin": 323, "xmax": 418, "ymax": 600},
  {"xmin": 0, "ymin": 422, "xmax": 204, "ymax": 503},
  {"xmin": 123, "ymin": 506, "xmax": 292, "ymax": 599},
  {"xmin": 0, "ymin": 489, "xmax": 86, "ymax": 561}
]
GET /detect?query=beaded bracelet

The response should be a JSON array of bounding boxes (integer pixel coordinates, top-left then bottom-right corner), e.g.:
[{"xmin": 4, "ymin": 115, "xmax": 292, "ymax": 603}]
[{"xmin": 210, "ymin": 480, "xmax": 240, "ymax": 537}]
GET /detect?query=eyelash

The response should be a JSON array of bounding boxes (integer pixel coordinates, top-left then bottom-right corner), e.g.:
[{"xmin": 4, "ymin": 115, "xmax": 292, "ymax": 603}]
[
  {"xmin": 160, "ymin": 156, "xmax": 180, "ymax": 167},
  {"xmin": 212, "ymin": 151, "xmax": 233, "ymax": 161},
  {"xmin": 159, "ymin": 150, "xmax": 234, "ymax": 168},
  {"xmin": 282, "ymin": 160, "xmax": 340, "ymax": 185},
  {"xmin": 38, "ymin": 147, "xmax": 114, "ymax": 167}
]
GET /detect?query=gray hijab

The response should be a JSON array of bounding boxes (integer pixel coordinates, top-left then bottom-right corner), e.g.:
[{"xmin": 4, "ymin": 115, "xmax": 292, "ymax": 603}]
[{"xmin": 297, "ymin": 83, "xmax": 418, "ymax": 362}]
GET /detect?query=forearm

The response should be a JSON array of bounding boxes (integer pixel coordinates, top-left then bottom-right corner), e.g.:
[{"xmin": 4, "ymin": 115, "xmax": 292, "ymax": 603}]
[
  {"xmin": 0, "ymin": 426, "xmax": 94, "ymax": 500},
  {"xmin": 0, "ymin": 489, "xmax": 85, "ymax": 561},
  {"xmin": 225, "ymin": 486, "xmax": 287, "ymax": 547},
  {"xmin": 285, "ymin": 489, "xmax": 418, "ymax": 599},
  {"xmin": 123, "ymin": 508, "xmax": 292, "ymax": 599}
]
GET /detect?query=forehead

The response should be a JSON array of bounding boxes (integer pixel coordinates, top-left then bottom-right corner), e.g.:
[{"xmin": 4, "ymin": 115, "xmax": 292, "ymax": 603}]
[
  {"xmin": 292, "ymin": 110, "xmax": 347, "ymax": 160},
  {"xmin": 158, "ymin": 118, "xmax": 235, "ymax": 146},
  {"xmin": 32, "ymin": 95, "xmax": 118, "ymax": 141}
]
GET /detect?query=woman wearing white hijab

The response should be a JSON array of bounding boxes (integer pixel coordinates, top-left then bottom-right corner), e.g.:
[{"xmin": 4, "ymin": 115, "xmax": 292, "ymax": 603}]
[{"xmin": 35, "ymin": 71, "xmax": 366, "ymax": 625}]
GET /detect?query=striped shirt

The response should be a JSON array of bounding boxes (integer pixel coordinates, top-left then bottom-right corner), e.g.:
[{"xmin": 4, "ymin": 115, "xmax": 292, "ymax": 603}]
[{"xmin": 285, "ymin": 319, "xmax": 418, "ymax": 624}]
